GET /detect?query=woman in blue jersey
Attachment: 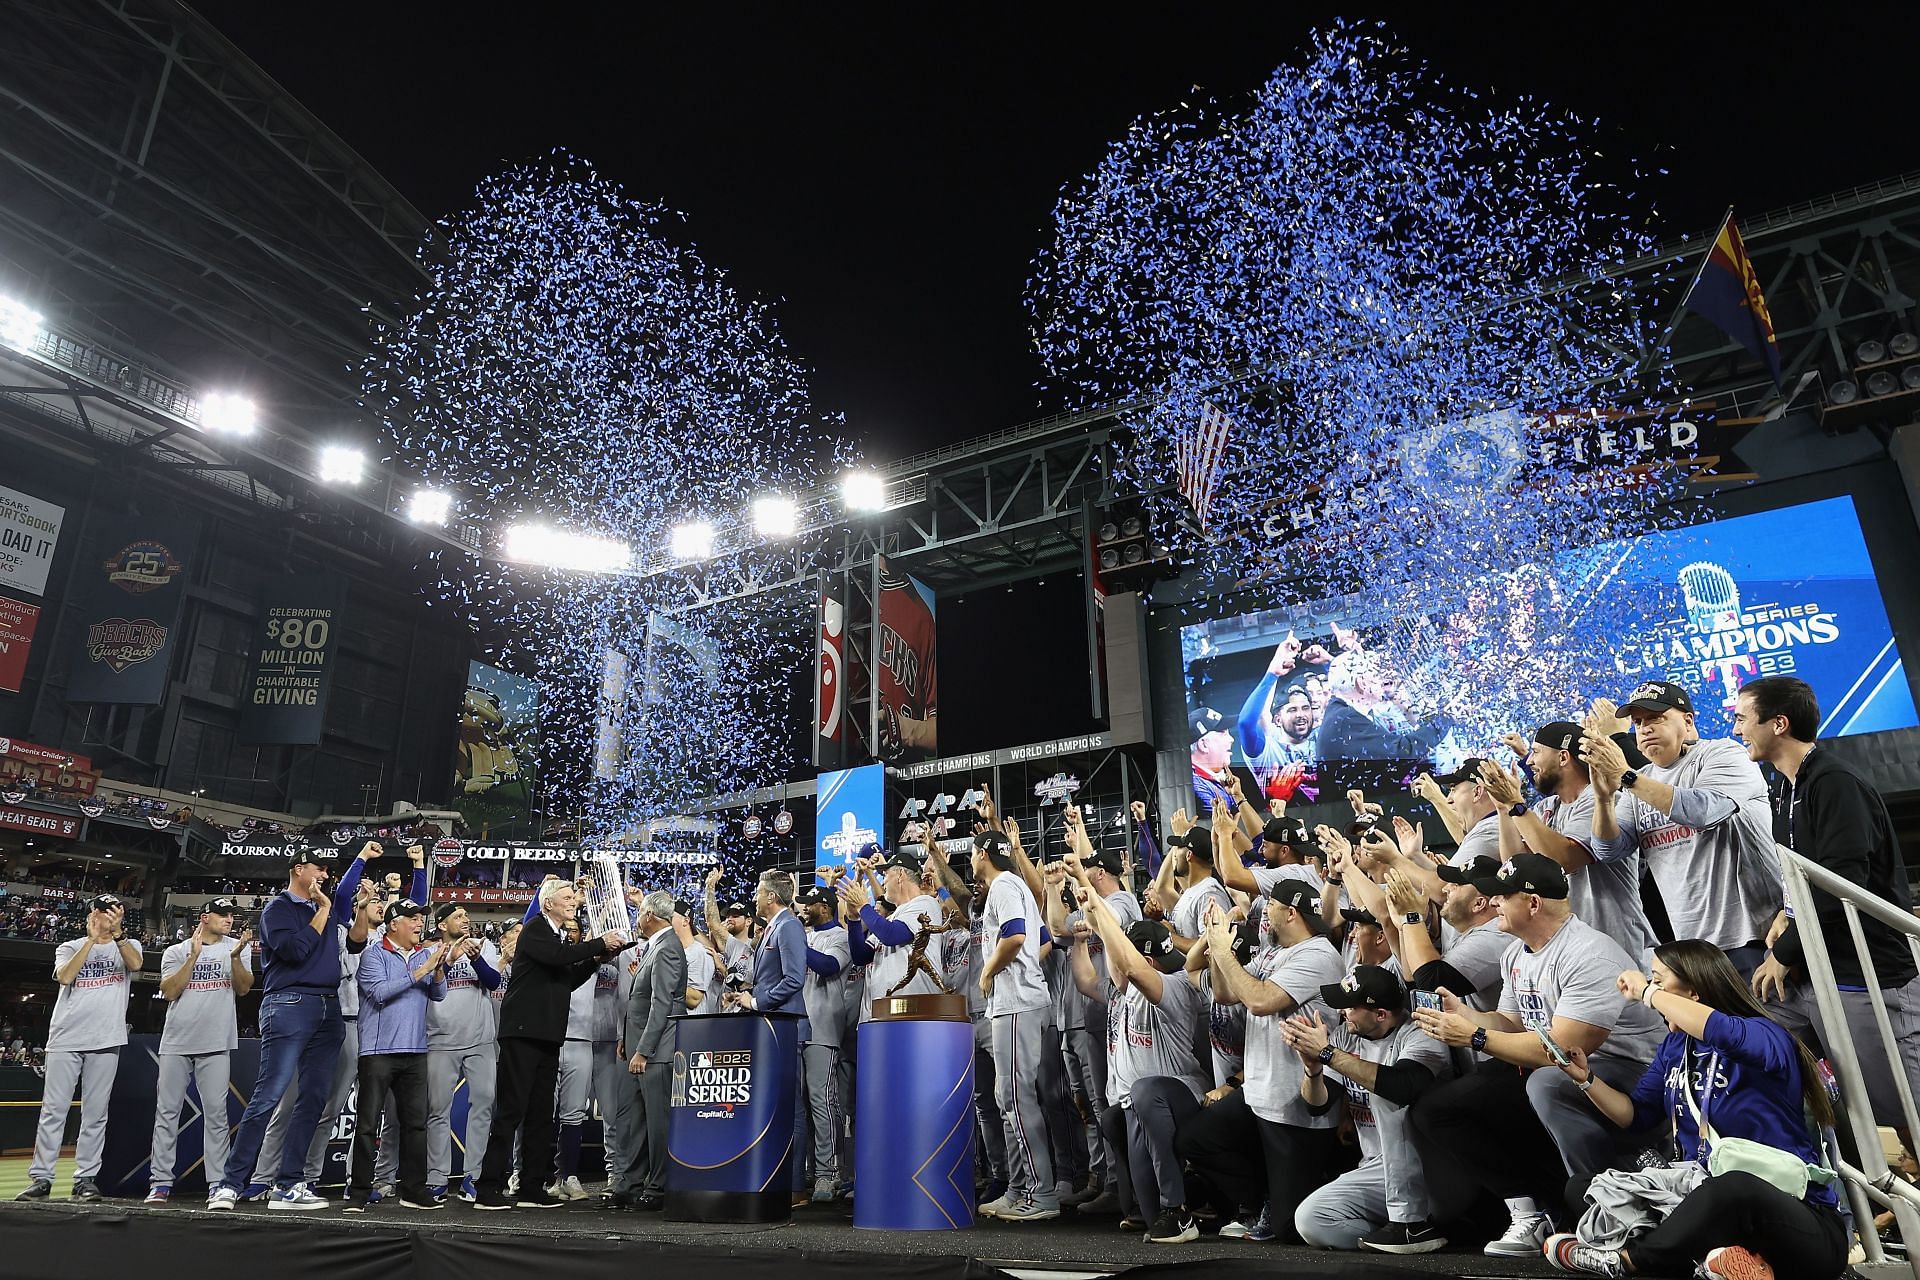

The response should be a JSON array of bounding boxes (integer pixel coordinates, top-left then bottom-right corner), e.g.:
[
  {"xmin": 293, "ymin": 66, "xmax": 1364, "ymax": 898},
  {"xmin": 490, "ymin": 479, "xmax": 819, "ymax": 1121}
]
[{"xmin": 1547, "ymin": 939, "xmax": 1843, "ymax": 1280}]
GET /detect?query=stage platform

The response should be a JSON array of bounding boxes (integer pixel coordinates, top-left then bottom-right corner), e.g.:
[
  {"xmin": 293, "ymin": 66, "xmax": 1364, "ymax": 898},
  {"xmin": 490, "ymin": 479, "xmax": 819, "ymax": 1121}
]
[{"xmin": 2, "ymin": 1196, "xmax": 1559, "ymax": 1280}]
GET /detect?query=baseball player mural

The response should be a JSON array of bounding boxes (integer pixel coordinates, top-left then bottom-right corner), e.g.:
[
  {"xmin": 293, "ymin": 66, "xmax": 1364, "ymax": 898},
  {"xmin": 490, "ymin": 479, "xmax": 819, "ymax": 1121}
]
[{"xmin": 875, "ymin": 556, "xmax": 937, "ymax": 761}]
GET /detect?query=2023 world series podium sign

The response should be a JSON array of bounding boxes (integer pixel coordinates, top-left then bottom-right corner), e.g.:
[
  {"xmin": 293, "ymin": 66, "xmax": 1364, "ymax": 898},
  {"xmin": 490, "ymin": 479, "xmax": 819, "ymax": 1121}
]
[{"xmin": 237, "ymin": 573, "xmax": 347, "ymax": 744}]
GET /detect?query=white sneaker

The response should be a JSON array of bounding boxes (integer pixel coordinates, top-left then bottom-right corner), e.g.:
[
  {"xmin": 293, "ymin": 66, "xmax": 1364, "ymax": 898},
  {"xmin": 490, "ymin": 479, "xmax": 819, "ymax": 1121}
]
[
  {"xmin": 1484, "ymin": 1210, "xmax": 1551, "ymax": 1257},
  {"xmin": 997, "ymin": 1195, "xmax": 1062, "ymax": 1222},
  {"xmin": 977, "ymin": 1192, "xmax": 1015, "ymax": 1219},
  {"xmin": 561, "ymin": 1175, "xmax": 588, "ymax": 1201},
  {"xmin": 270, "ymin": 1182, "xmax": 329, "ymax": 1211},
  {"xmin": 206, "ymin": 1187, "xmax": 238, "ymax": 1211},
  {"xmin": 506, "ymin": 1172, "xmax": 520, "ymax": 1196}
]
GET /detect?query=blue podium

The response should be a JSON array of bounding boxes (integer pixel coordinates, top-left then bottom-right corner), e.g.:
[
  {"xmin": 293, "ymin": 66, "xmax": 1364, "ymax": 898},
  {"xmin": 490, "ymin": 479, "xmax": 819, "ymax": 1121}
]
[
  {"xmin": 666, "ymin": 1010, "xmax": 802, "ymax": 1223},
  {"xmin": 854, "ymin": 994, "xmax": 974, "ymax": 1230}
]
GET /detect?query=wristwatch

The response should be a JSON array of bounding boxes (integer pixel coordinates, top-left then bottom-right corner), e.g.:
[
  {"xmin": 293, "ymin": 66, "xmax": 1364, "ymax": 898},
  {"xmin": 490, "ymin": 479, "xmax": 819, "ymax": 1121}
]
[
  {"xmin": 1400, "ymin": 911, "xmax": 1424, "ymax": 926},
  {"xmin": 1470, "ymin": 1027, "xmax": 1489, "ymax": 1052},
  {"xmin": 1317, "ymin": 1045, "xmax": 1336, "ymax": 1066},
  {"xmin": 1508, "ymin": 802, "xmax": 1529, "ymax": 818},
  {"xmin": 1620, "ymin": 769, "xmax": 1639, "ymax": 791}
]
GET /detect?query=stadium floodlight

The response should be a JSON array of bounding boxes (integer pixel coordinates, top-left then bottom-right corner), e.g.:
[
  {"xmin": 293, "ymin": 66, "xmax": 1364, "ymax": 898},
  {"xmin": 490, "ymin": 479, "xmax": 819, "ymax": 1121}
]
[
  {"xmin": 0, "ymin": 295, "xmax": 43, "ymax": 350},
  {"xmin": 318, "ymin": 445, "xmax": 366, "ymax": 485},
  {"xmin": 670, "ymin": 520, "xmax": 716, "ymax": 560},
  {"xmin": 841, "ymin": 469, "xmax": 888, "ymax": 512},
  {"xmin": 504, "ymin": 523, "xmax": 632, "ymax": 574},
  {"xmin": 199, "ymin": 391, "xmax": 258, "ymax": 436},
  {"xmin": 408, "ymin": 488, "xmax": 454, "ymax": 525},
  {"xmin": 752, "ymin": 494, "xmax": 799, "ymax": 538}
]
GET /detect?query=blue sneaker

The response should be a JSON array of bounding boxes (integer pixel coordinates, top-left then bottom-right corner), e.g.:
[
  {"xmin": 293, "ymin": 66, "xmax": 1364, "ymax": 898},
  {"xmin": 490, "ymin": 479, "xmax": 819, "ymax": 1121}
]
[
  {"xmin": 458, "ymin": 1177, "xmax": 477, "ymax": 1203},
  {"xmin": 367, "ymin": 1183, "xmax": 394, "ymax": 1205},
  {"xmin": 1245, "ymin": 1203, "xmax": 1275, "ymax": 1243},
  {"xmin": 240, "ymin": 1182, "xmax": 272, "ymax": 1204},
  {"xmin": 426, "ymin": 1185, "xmax": 447, "ymax": 1201},
  {"xmin": 269, "ymin": 1182, "xmax": 329, "ymax": 1211}
]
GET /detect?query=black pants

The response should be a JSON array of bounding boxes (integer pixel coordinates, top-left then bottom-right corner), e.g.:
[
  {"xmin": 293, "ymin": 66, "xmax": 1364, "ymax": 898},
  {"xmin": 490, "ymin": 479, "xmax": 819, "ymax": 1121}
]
[
  {"xmin": 1627, "ymin": 1171, "xmax": 1849, "ymax": 1279},
  {"xmin": 1411, "ymin": 1059, "xmax": 1568, "ymax": 1220},
  {"xmin": 478, "ymin": 1036, "xmax": 561, "ymax": 1196},
  {"xmin": 351, "ymin": 1052, "xmax": 429, "ymax": 1201},
  {"xmin": 1171, "ymin": 1088, "xmax": 1341, "ymax": 1243},
  {"xmin": 1098, "ymin": 1103, "xmax": 1134, "ymax": 1217}
]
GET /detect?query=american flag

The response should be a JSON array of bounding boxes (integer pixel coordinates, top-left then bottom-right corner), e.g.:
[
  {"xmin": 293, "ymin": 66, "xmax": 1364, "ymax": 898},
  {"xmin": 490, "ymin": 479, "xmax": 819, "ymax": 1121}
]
[{"xmin": 1176, "ymin": 400, "xmax": 1235, "ymax": 531}]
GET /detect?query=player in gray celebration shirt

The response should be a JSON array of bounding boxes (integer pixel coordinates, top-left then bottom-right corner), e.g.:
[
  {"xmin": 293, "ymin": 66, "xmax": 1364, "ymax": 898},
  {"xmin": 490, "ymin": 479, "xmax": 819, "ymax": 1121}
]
[
  {"xmin": 18, "ymin": 894, "xmax": 142, "ymax": 1203},
  {"xmin": 1584, "ymin": 681, "xmax": 1781, "ymax": 973},
  {"xmin": 425, "ymin": 904, "xmax": 501, "ymax": 1199},
  {"xmin": 1409, "ymin": 854, "xmax": 1666, "ymax": 1261},
  {"xmin": 975, "ymin": 828, "xmax": 1059, "ymax": 1222},
  {"xmin": 148, "ymin": 898, "xmax": 255, "ymax": 1207},
  {"xmin": 1287, "ymin": 965, "xmax": 1454, "ymax": 1255}
]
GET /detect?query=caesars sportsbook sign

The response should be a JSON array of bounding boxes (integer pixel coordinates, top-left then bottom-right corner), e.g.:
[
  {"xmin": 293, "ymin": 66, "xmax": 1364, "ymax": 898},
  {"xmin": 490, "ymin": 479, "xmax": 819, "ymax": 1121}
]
[{"xmin": 66, "ymin": 514, "xmax": 199, "ymax": 705}]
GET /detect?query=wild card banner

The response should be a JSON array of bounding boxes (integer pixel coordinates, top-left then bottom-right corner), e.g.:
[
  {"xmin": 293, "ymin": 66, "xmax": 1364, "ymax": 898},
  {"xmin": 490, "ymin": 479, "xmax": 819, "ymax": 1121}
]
[
  {"xmin": 64, "ymin": 513, "xmax": 199, "ymax": 705},
  {"xmin": 237, "ymin": 573, "xmax": 348, "ymax": 744}
]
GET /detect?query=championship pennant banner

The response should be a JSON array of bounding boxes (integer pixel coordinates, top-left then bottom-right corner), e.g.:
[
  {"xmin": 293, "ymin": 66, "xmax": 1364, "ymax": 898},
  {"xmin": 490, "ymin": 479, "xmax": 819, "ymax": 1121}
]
[
  {"xmin": 237, "ymin": 573, "xmax": 347, "ymax": 744},
  {"xmin": 65, "ymin": 513, "xmax": 199, "ymax": 705},
  {"xmin": 0, "ymin": 483, "xmax": 63, "ymax": 598}
]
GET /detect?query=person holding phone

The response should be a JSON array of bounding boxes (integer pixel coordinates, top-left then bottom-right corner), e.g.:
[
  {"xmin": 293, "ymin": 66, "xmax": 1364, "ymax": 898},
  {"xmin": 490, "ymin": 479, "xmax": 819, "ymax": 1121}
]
[
  {"xmin": 1284, "ymin": 965, "xmax": 1454, "ymax": 1254},
  {"xmin": 1545, "ymin": 941, "xmax": 1844, "ymax": 1280}
]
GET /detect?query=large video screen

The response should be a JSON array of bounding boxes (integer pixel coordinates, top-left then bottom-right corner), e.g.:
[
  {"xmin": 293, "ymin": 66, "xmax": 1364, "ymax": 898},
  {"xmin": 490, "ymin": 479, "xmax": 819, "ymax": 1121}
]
[{"xmin": 1179, "ymin": 495, "xmax": 1918, "ymax": 798}]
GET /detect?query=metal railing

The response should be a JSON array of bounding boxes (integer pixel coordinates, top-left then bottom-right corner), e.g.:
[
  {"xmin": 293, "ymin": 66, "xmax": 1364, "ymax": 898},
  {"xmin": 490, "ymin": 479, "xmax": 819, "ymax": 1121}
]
[{"xmin": 1780, "ymin": 844, "xmax": 1920, "ymax": 1274}]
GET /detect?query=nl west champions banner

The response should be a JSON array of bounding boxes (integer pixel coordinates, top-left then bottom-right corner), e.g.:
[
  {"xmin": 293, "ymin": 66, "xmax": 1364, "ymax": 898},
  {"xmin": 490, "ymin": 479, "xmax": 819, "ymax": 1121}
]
[
  {"xmin": 65, "ymin": 513, "xmax": 199, "ymax": 705},
  {"xmin": 1181, "ymin": 496, "xmax": 1918, "ymax": 791},
  {"xmin": 237, "ymin": 572, "xmax": 347, "ymax": 745}
]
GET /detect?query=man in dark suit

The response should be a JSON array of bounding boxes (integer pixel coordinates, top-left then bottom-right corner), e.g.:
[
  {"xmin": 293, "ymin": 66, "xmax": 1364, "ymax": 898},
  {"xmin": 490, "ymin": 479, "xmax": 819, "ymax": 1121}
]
[
  {"xmin": 725, "ymin": 869, "xmax": 810, "ymax": 1200},
  {"xmin": 473, "ymin": 879, "xmax": 626, "ymax": 1211},
  {"xmin": 614, "ymin": 891, "xmax": 684, "ymax": 1209}
]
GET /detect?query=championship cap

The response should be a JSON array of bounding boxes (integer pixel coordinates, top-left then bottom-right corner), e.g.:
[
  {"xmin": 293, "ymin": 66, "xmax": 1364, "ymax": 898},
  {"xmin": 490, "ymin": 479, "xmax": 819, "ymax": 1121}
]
[
  {"xmin": 1168, "ymin": 826, "xmax": 1214, "ymax": 863},
  {"xmin": 1086, "ymin": 847, "xmax": 1125, "ymax": 878},
  {"xmin": 1126, "ymin": 917, "xmax": 1174, "ymax": 959},
  {"xmin": 723, "ymin": 900, "xmax": 752, "ymax": 918},
  {"xmin": 1189, "ymin": 707, "xmax": 1229, "ymax": 742},
  {"xmin": 882, "ymin": 849, "xmax": 925, "ymax": 875},
  {"xmin": 1267, "ymin": 880, "xmax": 1332, "ymax": 935},
  {"xmin": 796, "ymin": 884, "xmax": 832, "ymax": 908},
  {"xmin": 203, "ymin": 897, "xmax": 239, "ymax": 916},
  {"xmin": 1320, "ymin": 965, "xmax": 1407, "ymax": 1011},
  {"xmin": 1469, "ymin": 852, "xmax": 1569, "ymax": 900},
  {"xmin": 1432, "ymin": 757, "xmax": 1490, "ymax": 790},
  {"xmin": 1340, "ymin": 905, "xmax": 1382, "ymax": 929},
  {"xmin": 432, "ymin": 902, "xmax": 465, "ymax": 925},
  {"xmin": 89, "ymin": 893, "xmax": 122, "ymax": 912},
  {"xmin": 1263, "ymin": 815, "xmax": 1309, "ymax": 848},
  {"xmin": 1534, "ymin": 721, "xmax": 1584, "ymax": 754},
  {"xmin": 1621, "ymin": 680, "xmax": 1694, "ymax": 716},
  {"xmin": 384, "ymin": 898, "xmax": 426, "ymax": 923},
  {"xmin": 288, "ymin": 848, "xmax": 326, "ymax": 869},
  {"xmin": 1436, "ymin": 854, "xmax": 1503, "ymax": 886},
  {"xmin": 672, "ymin": 898, "xmax": 695, "ymax": 919}
]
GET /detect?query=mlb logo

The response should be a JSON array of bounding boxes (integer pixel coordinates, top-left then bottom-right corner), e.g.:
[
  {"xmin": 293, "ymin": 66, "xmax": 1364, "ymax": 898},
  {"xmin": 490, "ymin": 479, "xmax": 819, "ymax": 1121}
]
[{"xmin": 690, "ymin": 1052, "xmax": 711, "ymax": 1069}]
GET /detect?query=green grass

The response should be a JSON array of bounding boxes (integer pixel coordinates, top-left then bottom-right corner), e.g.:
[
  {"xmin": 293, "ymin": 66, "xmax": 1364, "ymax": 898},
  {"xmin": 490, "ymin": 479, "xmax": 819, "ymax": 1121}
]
[{"xmin": 0, "ymin": 1149, "xmax": 74, "ymax": 1198}]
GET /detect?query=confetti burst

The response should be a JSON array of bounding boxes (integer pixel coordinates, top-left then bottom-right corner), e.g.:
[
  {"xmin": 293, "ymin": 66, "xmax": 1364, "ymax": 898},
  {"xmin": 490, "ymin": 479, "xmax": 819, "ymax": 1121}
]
[
  {"xmin": 1029, "ymin": 22, "xmax": 1693, "ymax": 738},
  {"xmin": 367, "ymin": 152, "xmax": 849, "ymax": 832}
]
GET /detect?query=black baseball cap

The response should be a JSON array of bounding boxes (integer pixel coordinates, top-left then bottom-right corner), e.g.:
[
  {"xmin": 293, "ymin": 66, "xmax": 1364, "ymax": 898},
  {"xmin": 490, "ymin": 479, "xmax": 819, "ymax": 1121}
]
[
  {"xmin": 1470, "ymin": 852, "xmax": 1569, "ymax": 900},
  {"xmin": 1534, "ymin": 721, "xmax": 1583, "ymax": 754},
  {"xmin": 88, "ymin": 894, "xmax": 122, "ymax": 912},
  {"xmin": 1340, "ymin": 905, "xmax": 1382, "ymax": 929},
  {"xmin": 882, "ymin": 849, "xmax": 925, "ymax": 875},
  {"xmin": 1168, "ymin": 826, "xmax": 1214, "ymax": 863},
  {"xmin": 384, "ymin": 899, "xmax": 426, "ymax": 923},
  {"xmin": 432, "ymin": 902, "xmax": 465, "ymax": 925},
  {"xmin": 1086, "ymin": 847, "xmax": 1125, "ymax": 878},
  {"xmin": 1621, "ymin": 680, "xmax": 1694, "ymax": 716},
  {"xmin": 1126, "ymin": 917, "xmax": 1175, "ymax": 962},
  {"xmin": 203, "ymin": 897, "xmax": 238, "ymax": 916},
  {"xmin": 796, "ymin": 885, "xmax": 832, "ymax": 908},
  {"xmin": 1268, "ymin": 880, "xmax": 1331, "ymax": 935},
  {"xmin": 723, "ymin": 901, "xmax": 752, "ymax": 918},
  {"xmin": 288, "ymin": 849, "xmax": 326, "ymax": 869},
  {"xmin": 1433, "ymin": 757, "xmax": 1491, "ymax": 790},
  {"xmin": 1320, "ymin": 965, "xmax": 1407, "ymax": 1011},
  {"xmin": 1263, "ymin": 815, "xmax": 1309, "ymax": 847},
  {"xmin": 672, "ymin": 898, "xmax": 695, "ymax": 919},
  {"xmin": 1190, "ymin": 706, "xmax": 1229, "ymax": 742},
  {"xmin": 1436, "ymin": 855, "xmax": 1503, "ymax": 886}
]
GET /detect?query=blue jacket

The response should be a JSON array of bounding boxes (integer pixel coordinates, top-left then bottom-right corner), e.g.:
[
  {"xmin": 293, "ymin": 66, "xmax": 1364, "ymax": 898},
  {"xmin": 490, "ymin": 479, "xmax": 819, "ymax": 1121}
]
[
  {"xmin": 754, "ymin": 908, "xmax": 809, "ymax": 1036},
  {"xmin": 356, "ymin": 936, "xmax": 447, "ymax": 1055},
  {"xmin": 259, "ymin": 857, "xmax": 370, "ymax": 994},
  {"xmin": 1628, "ymin": 1010, "xmax": 1835, "ymax": 1206}
]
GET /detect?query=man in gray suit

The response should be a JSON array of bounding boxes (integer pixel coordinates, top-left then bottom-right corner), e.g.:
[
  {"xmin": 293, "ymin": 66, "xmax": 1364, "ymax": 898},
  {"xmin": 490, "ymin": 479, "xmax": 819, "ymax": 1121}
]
[{"xmin": 612, "ymin": 891, "xmax": 684, "ymax": 1210}]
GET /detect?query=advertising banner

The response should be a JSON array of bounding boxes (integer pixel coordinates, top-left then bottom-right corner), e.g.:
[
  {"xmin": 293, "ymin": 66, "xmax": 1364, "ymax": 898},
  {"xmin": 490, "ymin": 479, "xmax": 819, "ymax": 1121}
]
[
  {"xmin": 814, "ymin": 762, "xmax": 883, "ymax": 879},
  {"xmin": 65, "ymin": 514, "xmax": 199, "ymax": 705},
  {"xmin": 874, "ymin": 556, "xmax": 937, "ymax": 761},
  {"xmin": 0, "ymin": 736, "xmax": 98, "ymax": 794},
  {"xmin": 0, "ymin": 483, "xmax": 63, "ymax": 597},
  {"xmin": 0, "ymin": 594, "xmax": 40, "ymax": 693},
  {"xmin": 0, "ymin": 807, "xmax": 81, "ymax": 838},
  {"xmin": 814, "ymin": 577, "xmax": 848, "ymax": 769},
  {"xmin": 237, "ymin": 573, "xmax": 347, "ymax": 744}
]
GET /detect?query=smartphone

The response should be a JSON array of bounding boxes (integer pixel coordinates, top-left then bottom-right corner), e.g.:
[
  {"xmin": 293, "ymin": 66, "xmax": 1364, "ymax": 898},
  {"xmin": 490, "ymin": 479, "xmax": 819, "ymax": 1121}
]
[
  {"xmin": 1411, "ymin": 990, "xmax": 1442, "ymax": 1014},
  {"xmin": 1533, "ymin": 1026, "xmax": 1572, "ymax": 1067}
]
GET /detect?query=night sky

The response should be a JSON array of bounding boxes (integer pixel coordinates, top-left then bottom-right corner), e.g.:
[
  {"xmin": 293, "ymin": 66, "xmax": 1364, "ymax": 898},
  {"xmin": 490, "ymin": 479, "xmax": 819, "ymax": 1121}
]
[{"xmin": 198, "ymin": 5, "xmax": 1920, "ymax": 464}]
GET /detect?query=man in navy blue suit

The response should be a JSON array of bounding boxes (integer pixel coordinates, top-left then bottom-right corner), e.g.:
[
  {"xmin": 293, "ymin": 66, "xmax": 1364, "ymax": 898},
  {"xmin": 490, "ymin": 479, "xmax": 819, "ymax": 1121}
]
[{"xmin": 725, "ymin": 868, "xmax": 810, "ymax": 1202}]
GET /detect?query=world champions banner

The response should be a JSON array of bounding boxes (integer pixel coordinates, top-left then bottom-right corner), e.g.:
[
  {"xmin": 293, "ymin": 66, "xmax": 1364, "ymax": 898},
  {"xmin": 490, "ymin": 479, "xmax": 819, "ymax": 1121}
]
[
  {"xmin": 64, "ymin": 513, "xmax": 199, "ymax": 705},
  {"xmin": 238, "ymin": 573, "xmax": 347, "ymax": 744}
]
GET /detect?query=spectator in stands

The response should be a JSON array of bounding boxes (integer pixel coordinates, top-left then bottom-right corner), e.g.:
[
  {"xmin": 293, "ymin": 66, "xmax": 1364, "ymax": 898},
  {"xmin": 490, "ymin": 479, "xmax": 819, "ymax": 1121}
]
[
  {"xmin": 1546, "ymin": 940, "xmax": 1846, "ymax": 1280},
  {"xmin": 1408, "ymin": 854, "xmax": 1667, "ymax": 1259}
]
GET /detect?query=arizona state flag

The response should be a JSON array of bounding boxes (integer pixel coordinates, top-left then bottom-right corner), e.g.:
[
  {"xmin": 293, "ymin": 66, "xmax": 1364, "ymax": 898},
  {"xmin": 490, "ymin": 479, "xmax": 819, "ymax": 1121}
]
[{"xmin": 1683, "ymin": 212, "xmax": 1783, "ymax": 388}]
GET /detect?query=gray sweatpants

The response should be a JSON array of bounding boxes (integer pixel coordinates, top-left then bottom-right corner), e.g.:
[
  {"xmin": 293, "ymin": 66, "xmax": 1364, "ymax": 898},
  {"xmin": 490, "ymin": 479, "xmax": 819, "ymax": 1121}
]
[
  {"xmin": 257, "ymin": 1019, "xmax": 372, "ymax": 1186},
  {"xmin": 32, "ymin": 1047, "xmax": 119, "ymax": 1182},
  {"xmin": 1064, "ymin": 1024, "xmax": 1109, "ymax": 1185},
  {"xmin": 1296, "ymin": 1158, "xmax": 1391, "ymax": 1249},
  {"xmin": 428, "ymin": 1042, "xmax": 497, "ymax": 1186},
  {"xmin": 558, "ymin": 1039, "xmax": 627, "ymax": 1181},
  {"xmin": 803, "ymin": 1042, "xmax": 841, "ymax": 1184},
  {"xmin": 991, "ymin": 1009, "xmax": 1058, "ymax": 1209},
  {"xmin": 1774, "ymin": 977, "xmax": 1920, "ymax": 1132},
  {"xmin": 1530, "ymin": 1051, "xmax": 1649, "ymax": 1175},
  {"xmin": 151, "ymin": 1051, "xmax": 233, "ymax": 1186}
]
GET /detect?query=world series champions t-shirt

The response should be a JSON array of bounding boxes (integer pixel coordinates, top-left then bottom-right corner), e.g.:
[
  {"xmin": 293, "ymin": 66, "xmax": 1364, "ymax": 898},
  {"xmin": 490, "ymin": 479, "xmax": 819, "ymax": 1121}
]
[
  {"xmin": 49, "ymin": 937, "xmax": 140, "ymax": 1052},
  {"xmin": 981, "ymin": 873, "xmax": 1050, "ymax": 1019},
  {"xmin": 1104, "ymin": 968, "xmax": 1210, "ymax": 1108},
  {"xmin": 1241, "ymin": 935, "xmax": 1347, "ymax": 1128},
  {"xmin": 159, "ymin": 937, "xmax": 241, "ymax": 1055},
  {"xmin": 1497, "ymin": 916, "xmax": 1666, "ymax": 1068},
  {"xmin": 429, "ymin": 938, "xmax": 500, "ymax": 1051}
]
